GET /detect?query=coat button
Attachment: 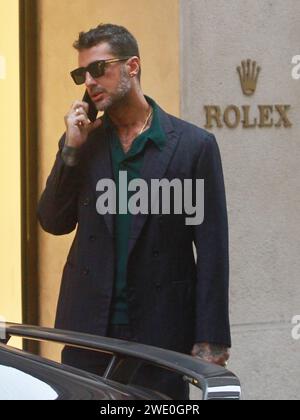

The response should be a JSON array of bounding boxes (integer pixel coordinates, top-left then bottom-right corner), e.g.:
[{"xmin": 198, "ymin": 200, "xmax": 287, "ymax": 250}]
[
  {"xmin": 89, "ymin": 235, "xmax": 96, "ymax": 242},
  {"xmin": 83, "ymin": 198, "xmax": 90, "ymax": 206},
  {"xmin": 82, "ymin": 268, "xmax": 90, "ymax": 276},
  {"xmin": 153, "ymin": 250, "xmax": 159, "ymax": 258}
]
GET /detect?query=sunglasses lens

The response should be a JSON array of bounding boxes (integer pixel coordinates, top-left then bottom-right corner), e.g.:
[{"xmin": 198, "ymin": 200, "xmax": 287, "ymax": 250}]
[
  {"xmin": 89, "ymin": 61, "xmax": 105, "ymax": 79},
  {"xmin": 71, "ymin": 69, "xmax": 86, "ymax": 85}
]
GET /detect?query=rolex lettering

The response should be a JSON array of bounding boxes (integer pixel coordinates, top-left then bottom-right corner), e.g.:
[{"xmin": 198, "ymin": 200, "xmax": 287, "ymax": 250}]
[{"xmin": 204, "ymin": 59, "xmax": 293, "ymax": 129}]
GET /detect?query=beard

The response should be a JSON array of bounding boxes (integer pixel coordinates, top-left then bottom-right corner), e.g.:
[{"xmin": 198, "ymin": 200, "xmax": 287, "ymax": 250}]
[{"xmin": 94, "ymin": 66, "xmax": 131, "ymax": 112}]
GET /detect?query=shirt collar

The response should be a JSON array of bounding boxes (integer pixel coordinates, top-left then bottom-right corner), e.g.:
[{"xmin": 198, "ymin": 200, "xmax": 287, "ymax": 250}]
[{"xmin": 103, "ymin": 95, "xmax": 167, "ymax": 151}]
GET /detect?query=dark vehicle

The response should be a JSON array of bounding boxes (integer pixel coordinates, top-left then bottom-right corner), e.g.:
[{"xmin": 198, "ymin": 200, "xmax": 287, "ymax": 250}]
[{"xmin": 0, "ymin": 323, "xmax": 241, "ymax": 400}]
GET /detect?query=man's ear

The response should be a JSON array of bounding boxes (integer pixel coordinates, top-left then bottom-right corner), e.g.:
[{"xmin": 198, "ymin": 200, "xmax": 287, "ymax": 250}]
[
  {"xmin": 83, "ymin": 90, "xmax": 98, "ymax": 122},
  {"xmin": 127, "ymin": 56, "xmax": 141, "ymax": 79}
]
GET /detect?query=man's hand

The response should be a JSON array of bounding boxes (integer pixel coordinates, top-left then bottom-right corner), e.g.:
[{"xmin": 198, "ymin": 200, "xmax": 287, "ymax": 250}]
[
  {"xmin": 64, "ymin": 100, "xmax": 102, "ymax": 149},
  {"xmin": 191, "ymin": 342, "xmax": 230, "ymax": 367}
]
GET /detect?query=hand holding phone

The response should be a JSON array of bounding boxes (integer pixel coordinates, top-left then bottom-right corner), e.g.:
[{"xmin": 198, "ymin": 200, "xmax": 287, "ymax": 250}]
[{"xmin": 64, "ymin": 91, "xmax": 102, "ymax": 148}]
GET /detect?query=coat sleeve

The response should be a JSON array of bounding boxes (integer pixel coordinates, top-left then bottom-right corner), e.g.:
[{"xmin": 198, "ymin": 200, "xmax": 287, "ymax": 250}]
[
  {"xmin": 37, "ymin": 133, "xmax": 83, "ymax": 235},
  {"xmin": 193, "ymin": 133, "xmax": 231, "ymax": 347}
]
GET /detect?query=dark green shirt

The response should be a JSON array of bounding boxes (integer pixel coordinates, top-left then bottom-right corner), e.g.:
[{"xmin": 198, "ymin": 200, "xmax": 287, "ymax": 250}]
[{"xmin": 104, "ymin": 96, "xmax": 167, "ymax": 325}]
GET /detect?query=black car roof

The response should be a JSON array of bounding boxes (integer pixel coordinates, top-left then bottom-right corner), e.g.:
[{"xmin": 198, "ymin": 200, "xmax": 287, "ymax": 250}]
[
  {"xmin": 0, "ymin": 323, "xmax": 241, "ymax": 400},
  {"xmin": 0, "ymin": 344, "xmax": 167, "ymax": 400}
]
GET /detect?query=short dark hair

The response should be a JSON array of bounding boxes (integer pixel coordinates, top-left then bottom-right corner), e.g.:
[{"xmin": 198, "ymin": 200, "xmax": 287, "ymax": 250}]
[{"xmin": 73, "ymin": 23, "xmax": 141, "ymax": 80}]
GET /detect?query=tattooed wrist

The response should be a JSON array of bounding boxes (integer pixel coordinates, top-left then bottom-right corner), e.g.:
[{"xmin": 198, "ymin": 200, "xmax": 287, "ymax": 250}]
[{"xmin": 194, "ymin": 343, "xmax": 229, "ymax": 359}]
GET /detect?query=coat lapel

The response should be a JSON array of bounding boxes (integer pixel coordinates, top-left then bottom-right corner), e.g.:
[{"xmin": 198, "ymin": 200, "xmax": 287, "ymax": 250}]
[
  {"xmin": 86, "ymin": 108, "xmax": 180, "ymax": 244},
  {"xmin": 128, "ymin": 109, "xmax": 180, "ymax": 258}
]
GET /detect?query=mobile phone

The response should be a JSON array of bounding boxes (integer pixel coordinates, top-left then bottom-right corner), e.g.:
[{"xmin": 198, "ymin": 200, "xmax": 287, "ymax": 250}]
[{"xmin": 82, "ymin": 90, "xmax": 98, "ymax": 122}]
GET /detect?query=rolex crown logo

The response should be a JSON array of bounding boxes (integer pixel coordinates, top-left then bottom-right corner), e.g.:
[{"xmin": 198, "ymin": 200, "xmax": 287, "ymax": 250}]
[{"xmin": 237, "ymin": 59, "xmax": 261, "ymax": 96}]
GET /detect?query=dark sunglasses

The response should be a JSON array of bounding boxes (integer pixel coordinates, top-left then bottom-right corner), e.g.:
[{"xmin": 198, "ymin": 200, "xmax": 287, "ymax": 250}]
[{"xmin": 70, "ymin": 57, "xmax": 132, "ymax": 85}]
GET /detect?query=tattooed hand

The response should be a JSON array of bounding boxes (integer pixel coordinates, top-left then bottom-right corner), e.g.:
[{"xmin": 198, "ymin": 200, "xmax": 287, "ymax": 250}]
[{"xmin": 191, "ymin": 343, "xmax": 230, "ymax": 367}]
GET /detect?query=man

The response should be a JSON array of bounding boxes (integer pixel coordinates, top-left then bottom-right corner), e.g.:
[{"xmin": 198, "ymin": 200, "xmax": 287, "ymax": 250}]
[{"xmin": 38, "ymin": 24, "xmax": 230, "ymax": 399}]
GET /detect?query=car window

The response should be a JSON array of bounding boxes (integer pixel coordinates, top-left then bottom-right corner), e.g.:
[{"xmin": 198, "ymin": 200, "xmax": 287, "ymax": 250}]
[{"xmin": 0, "ymin": 365, "xmax": 58, "ymax": 400}]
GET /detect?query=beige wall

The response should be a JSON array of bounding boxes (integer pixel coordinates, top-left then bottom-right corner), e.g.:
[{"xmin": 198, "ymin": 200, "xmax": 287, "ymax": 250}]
[
  {"xmin": 0, "ymin": 0, "xmax": 22, "ymax": 333},
  {"xmin": 180, "ymin": 0, "xmax": 300, "ymax": 400},
  {"xmin": 37, "ymin": 0, "xmax": 180, "ymax": 358}
]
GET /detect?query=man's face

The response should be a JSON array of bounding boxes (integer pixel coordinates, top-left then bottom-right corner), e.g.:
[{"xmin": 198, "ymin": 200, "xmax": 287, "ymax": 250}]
[{"xmin": 78, "ymin": 42, "xmax": 132, "ymax": 111}]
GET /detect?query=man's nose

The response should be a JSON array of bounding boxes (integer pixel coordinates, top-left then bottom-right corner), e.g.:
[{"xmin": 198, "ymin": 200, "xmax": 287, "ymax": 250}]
[{"xmin": 85, "ymin": 71, "xmax": 97, "ymax": 86}]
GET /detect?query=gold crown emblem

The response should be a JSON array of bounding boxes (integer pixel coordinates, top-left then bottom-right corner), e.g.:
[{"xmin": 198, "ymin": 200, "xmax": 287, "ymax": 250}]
[{"xmin": 237, "ymin": 59, "xmax": 261, "ymax": 96}]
